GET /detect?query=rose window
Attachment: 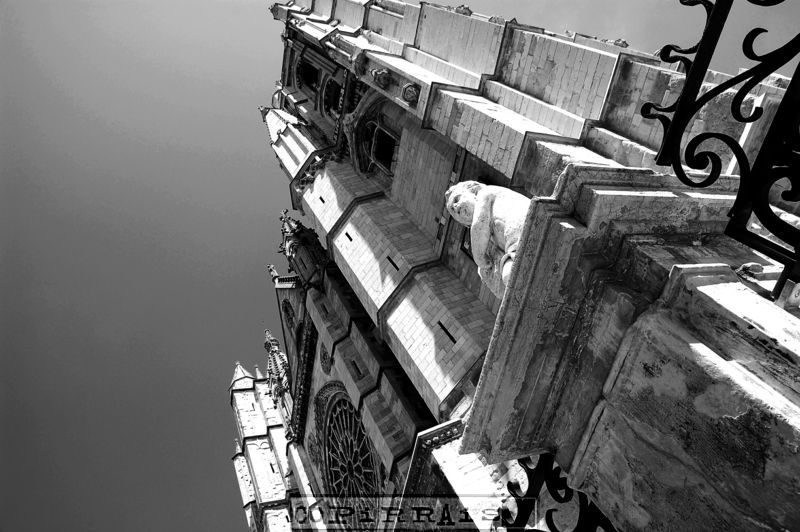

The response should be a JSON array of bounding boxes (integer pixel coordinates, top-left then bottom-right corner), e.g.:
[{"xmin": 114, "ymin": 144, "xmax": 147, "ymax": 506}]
[{"xmin": 323, "ymin": 396, "xmax": 380, "ymax": 517}]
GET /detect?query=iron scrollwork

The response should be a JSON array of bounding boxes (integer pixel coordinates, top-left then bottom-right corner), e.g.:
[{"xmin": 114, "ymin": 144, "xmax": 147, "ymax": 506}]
[
  {"xmin": 641, "ymin": 0, "xmax": 800, "ymax": 297},
  {"xmin": 494, "ymin": 454, "xmax": 617, "ymax": 532}
]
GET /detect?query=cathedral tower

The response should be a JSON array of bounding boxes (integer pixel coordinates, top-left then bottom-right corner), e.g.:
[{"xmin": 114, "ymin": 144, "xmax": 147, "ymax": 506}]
[
  {"xmin": 230, "ymin": 361, "xmax": 292, "ymax": 532},
  {"xmin": 235, "ymin": 1, "xmax": 800, "ymax": 530}
]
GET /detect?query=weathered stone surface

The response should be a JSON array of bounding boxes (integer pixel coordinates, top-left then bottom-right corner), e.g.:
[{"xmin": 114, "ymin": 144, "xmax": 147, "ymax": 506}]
[
  {"xmin": 462, "ymin": 164, "xmax": 740, "ymax": 464},
  {"xmin": 571, "ymin": 267, "xmax": 800, "ymax": 530},
  {"xmin": 255, "ymin": 3, "xmax": 800, "ymax": 532},
  {"xmin": 444, "ymin": 181, "xmax": 529, "ymax": 298}
]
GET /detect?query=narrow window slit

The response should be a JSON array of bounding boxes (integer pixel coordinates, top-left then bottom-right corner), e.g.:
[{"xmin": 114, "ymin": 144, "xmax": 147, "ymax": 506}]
[
  {"xmin": 345, "ymin": 232, "xmax": 353, "ymax": 242},
  {"xmin": 350, "ymin": 360, "xmax": 363, "ymax": 379},
  {"xmin": 438, "ymin": 321, "xmax": 457, "ymax": 344},
  {"xmin": 319, "ymin": 196, "xmax": 325, "ymax": 204},
  {"xmin": 387, "ymin": 256, "xmax": 399, "ymax": 270}
]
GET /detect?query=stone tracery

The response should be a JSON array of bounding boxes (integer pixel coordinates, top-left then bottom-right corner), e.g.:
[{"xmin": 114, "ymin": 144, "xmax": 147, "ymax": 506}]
[{"xmin": 313, "ymin": 383, "xmax": 381, "ymax": 524}]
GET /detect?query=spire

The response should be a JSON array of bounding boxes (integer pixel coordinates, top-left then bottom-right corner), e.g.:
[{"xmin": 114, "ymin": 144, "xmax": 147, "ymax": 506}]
[
  {"xmin": 264, "ymin": 329, "xmax": 281, "ymax": 352},
  {"xmin": 254, "ymin": 364, "xmax": 265, "ymax": 380},
  {"xmin": 267, "ymin": 264, "xmax": 280, "ymax": 282},
  {"xmin": 230, "ymin": 361, "xmax": 254, "ymax": 386}
]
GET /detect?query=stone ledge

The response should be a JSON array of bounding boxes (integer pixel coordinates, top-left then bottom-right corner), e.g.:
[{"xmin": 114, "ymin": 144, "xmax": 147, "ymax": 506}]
[{"xmin": 570, "ymin": 264, "xmax": 800, "ymax": 531}]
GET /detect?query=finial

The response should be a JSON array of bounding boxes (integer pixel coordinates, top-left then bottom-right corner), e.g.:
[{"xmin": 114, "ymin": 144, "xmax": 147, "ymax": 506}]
[
  {"xmin": 264, "ymin": 329, "xmax": 280, "ymax": 351},
  {"xmin": 267, "ymin": 264, "xmax": 280, "ymax": 281},
  {"xmin": 258, "ymin": 105, "xmax": 270, "ymax": 123}
]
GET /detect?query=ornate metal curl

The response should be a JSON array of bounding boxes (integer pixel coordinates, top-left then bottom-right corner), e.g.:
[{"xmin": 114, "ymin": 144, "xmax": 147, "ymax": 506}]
[
  {"xmin": 494, "ymin": 453, "xmax": 617, "ymax": 532},
  {"xmin": 641, "ymin": 0, "xmax": 800, "ymax": 297}
]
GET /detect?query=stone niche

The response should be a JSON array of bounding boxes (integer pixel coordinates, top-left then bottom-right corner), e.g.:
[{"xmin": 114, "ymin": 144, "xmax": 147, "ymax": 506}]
[{"xmin": 461, "ymin": 163, "xmax": 800, "ymax": 531}]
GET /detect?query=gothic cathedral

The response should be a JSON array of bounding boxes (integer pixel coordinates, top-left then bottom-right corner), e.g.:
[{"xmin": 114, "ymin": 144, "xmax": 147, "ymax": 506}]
[{"xmin": 231, "ymin": 1, "xmax": 800, "ymax": 531}]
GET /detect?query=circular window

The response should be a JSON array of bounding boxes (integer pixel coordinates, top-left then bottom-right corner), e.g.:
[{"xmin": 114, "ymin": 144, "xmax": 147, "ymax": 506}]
[{"xmin": 323, "ymin": 396, "xmax": 380, "ymax": 520}]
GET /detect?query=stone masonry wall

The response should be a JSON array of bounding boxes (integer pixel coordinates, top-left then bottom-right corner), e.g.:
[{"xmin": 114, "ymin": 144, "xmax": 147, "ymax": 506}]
[
  {"xmin": 333, "ymin": 0, "xmax": 366, "ymax": 31},
  {"xmin": 428, "ymin": 90, "xmax": 527, "ymax": 180},
  {"xmin": 365, "ymin": 2, "xmax": 419, "ymax": 44},
  {"xmin": 301, "ymin": 161, "xmax": 383, "ymax": 244},
  {"xmin": 414, "ymin": 5, "xmax": 503, "ymax": 76},
  {"xmin": 383, "ymin": 266, "xmax": 494, "ymax": 417},
  {"xmin": 331, "ymin": 198, "xmax": 437, "ymax": 321},
  {"xmin": 500, "ymin": 30, "xmax": 617, "ymax": 119},
  {"xmin": 245, "ymin": 438, "xmax": 286, "ymax": 504},
  {"xmin": 391, "ymin": 125, "xmax": 458, "ymax": 241},
  {"xmin": 234, "ymin": 390, "xmax": 269, "ymax": 440}
]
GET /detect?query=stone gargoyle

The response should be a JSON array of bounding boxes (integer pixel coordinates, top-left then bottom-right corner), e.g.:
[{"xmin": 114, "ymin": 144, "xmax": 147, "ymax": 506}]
[{"xmin": 445, "ymin": 181, "xmax": 529, "ymax": 298}]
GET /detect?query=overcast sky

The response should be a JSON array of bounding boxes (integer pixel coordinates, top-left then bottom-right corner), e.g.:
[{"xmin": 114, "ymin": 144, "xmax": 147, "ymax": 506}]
[{"xmin": 1, "ymin": 1, "xmax": 797, "ymax": 531}]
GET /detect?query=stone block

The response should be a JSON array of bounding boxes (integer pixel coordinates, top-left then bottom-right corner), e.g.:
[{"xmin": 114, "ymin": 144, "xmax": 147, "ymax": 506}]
[{"xmin": 572, "ymin": 278, "xmax": 800, "ymax": 530}]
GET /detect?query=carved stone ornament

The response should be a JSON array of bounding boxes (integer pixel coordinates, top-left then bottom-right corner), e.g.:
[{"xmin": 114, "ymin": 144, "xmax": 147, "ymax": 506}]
[
  {"xmin": 307, "ymin": 432, "xmax": 323, "ymax": 469},
  {"xmin": 266, "ymin": 264, "xmax": 280, "ymax": 281},
  {"xmin": 401, "ymin": 83, "xmax": 420, "ymax": 105},
  {"xmin": 281, "ymin": 300, "xmax": 295, "ymax": 330},
  {"xmin": 444, "ymin": 181, "xmax": 530, "ymax": 298},
  {"xmin": 320, "ymin": 344, "xmax": 333, "ymax": 374},
  {"xmin": 272, "ymin": 382, "xmax": 285, "ymax": 398},
  {"xmin": 370, "ymin": 68, "xmax": 392, "ymax": 90},
  {"xmin": 313, "ymin": 381, "xmax": 347, "ymax": 433}
]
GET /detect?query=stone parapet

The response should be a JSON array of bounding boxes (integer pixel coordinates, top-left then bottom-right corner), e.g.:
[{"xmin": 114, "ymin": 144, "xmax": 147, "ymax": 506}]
[
  {"xmin": 460, "ymin": 160, "xmax": 798, "ymax": 529},
  {"xmin": 572, "ymin": 265, "xmax": 800, "ymax": 531}
]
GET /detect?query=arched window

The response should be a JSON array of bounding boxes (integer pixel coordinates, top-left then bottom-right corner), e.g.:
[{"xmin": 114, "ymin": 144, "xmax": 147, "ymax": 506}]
[
  {"xmin": 296, "ymin": 60, "xmax": 320, "ymax": 93},
  {"xmin": 322, "ymin": 79, "xmax": 343, "ymax": 120},
  {"xmin": 313, "ymin": 383, "xmax": 381, "ymax": 526},
  {"xmin": 359, "ymin": 119, "xmax": 399, "ymax": 176}
]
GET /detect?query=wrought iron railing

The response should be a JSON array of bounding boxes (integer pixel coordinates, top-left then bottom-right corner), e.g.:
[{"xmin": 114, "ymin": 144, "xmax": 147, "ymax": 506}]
[
  {"xmin": 642, "ymin": 0, "xmax": 799, "ymax": 298},
  {"xmin": 494, "ymin": 454, "xmax": 617, "ymax": 532}
]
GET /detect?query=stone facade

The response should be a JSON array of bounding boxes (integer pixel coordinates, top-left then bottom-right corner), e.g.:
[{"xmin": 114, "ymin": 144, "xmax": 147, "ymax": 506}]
[
  {"xmin": 230, "ymin": 1, "xmax": 800, "ymax": 530},
  {"xmin": 230, "ymin": 360, "xmax": 294, "ymax": 532}
]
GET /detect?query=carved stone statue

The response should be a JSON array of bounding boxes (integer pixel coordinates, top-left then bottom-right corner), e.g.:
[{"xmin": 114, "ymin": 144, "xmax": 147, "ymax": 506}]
[
  {"xmin": 266, "ymin": 264, "xmax": 280, "ymax": 281},
  {"xmin": 445, "ymin": 181, "xmax": 529, "ymax": 297}
]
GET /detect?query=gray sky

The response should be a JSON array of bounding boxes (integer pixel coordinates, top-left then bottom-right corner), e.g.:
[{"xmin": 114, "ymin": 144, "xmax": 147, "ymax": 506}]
[{"xmin": 1, "ymin": 1, "xmax": 797, "ymax": 531}]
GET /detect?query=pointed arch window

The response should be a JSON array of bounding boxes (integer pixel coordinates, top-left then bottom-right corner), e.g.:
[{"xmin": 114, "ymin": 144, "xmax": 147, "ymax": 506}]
[
  {"xmin": 362, "ymin": 120, "xmax": 399, "ymax": 176},
  {"xmin": 296, "ymin": 60, "xmax": 320, "ymax": 93}
]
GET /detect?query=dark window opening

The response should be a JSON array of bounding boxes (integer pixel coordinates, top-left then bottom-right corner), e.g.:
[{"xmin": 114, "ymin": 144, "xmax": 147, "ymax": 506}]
[
  {"xmin": 386, "ymin": 256, "xmax": 399, "ymax": 271},
  {"xmin": 319, "ymin": 196, "xmax": 325, "ymax": 204},
  {"xmin": 371, "ymin": 127, "xmax": 398, "ymax": 174},
  {"xmin": 349, "ymin": 360, "xmax": 364, "ymax": 379},
  {"xmin": 345, "ymin": 232, "xmax": 353, "ymax": 242},
  {"xmin": 359, "ymin": 119, "xmax": 400, "ymax": 177},
  {"xmin": 323, "ymin": 79, "xmax": 343, "ymax": 120},
  {"xmin": 270, "ymin": 463, "xmax": 276, "ymax": 473},
  {"xmin": 296, "ymin": 60, "xmax": 320, "ymax": 92},
  {"xmin": 438, "ymin": 321, "xmax": 457, "ymax": 344}
]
